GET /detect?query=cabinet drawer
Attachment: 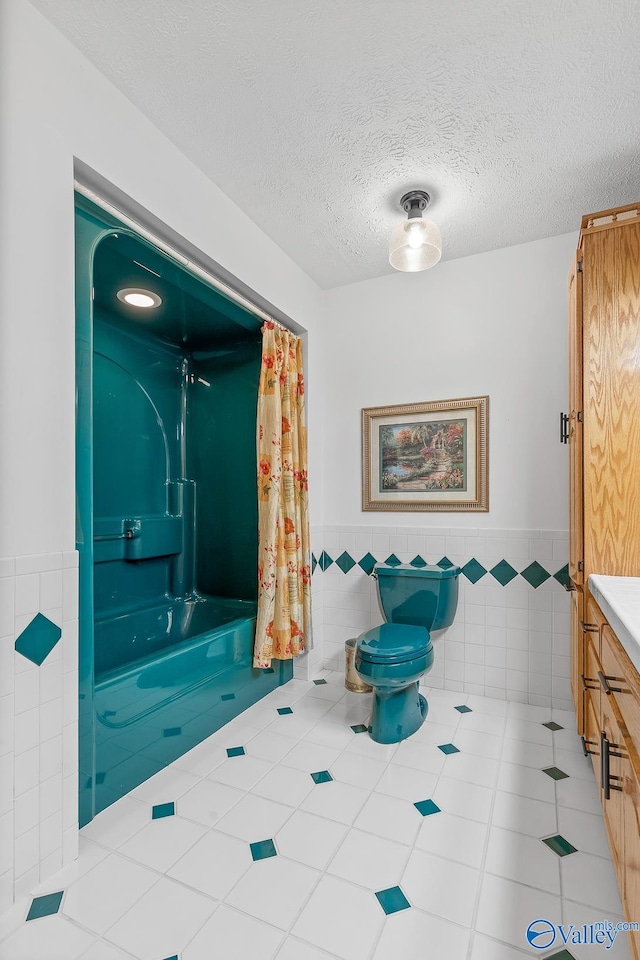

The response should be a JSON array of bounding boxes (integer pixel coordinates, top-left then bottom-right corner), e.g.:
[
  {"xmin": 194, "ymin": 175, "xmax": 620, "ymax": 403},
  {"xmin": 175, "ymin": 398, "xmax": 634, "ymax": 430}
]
[{"xmin": 601, "ymin": 625, "xmax": 640, "ymax": 745}]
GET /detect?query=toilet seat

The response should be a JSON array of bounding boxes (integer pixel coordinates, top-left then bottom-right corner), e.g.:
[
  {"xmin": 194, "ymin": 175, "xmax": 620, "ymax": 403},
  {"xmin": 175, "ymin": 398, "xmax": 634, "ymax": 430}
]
[{"xmin": 357, "ymin": 623, "xmax": 432, "ymax": 665}]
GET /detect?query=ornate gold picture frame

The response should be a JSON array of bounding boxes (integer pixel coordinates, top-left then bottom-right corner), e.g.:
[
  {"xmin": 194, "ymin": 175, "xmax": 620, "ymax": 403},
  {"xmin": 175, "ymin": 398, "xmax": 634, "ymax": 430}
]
[{"xmin": 362, "ymin": 395, "xmax": 489, "ymax": 512}]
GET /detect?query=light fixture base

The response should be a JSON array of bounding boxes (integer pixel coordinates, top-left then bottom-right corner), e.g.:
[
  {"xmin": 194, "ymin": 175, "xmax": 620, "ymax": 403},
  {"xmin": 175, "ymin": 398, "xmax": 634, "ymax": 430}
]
[{"xmin": 400, "ymin": 190, "xmax": 430, "ymax": 217}]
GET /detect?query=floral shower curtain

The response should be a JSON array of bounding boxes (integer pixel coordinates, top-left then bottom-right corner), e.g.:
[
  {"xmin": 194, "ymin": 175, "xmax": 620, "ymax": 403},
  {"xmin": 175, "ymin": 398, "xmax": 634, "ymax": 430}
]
[{"xmin": 253, "ymin": 321, "xmax": 311, "ymax": 668}]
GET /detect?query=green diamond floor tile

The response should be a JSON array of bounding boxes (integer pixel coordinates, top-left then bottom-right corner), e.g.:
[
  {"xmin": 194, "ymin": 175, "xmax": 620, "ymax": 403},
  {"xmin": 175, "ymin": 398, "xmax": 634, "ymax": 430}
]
[
  {"xmin": 14, "ymin": 613, "xmax": 62, "ymax": 666},
  {"xmin": 520, "ymin": 560, "xmax": 551, "ymax": 588},
  {"xmin": 336, "ymin": 551, "xmax": 356, "ymax": 573},
  {"xmin": 545, "ymin": 951, "xmax": 576, "ymax": 960},
  {"xmin": 410, "ymin": 555, "xmax": 427, "ymax": 567},
  {"xmin": 318, "ymin": 551, "xmax": 333, "ymax": 571},
  {"xmin": 414, "ymin": 799, "xmax": 441, "ymax": 816},
  {"xmin": 311, "ymin": 770, "xmax": 333, "ymax": 784},
  {"xmin": 490, "ymin": 559, "xmax": 518, "ymax": 585},
  {"xmin": 542, "ymin": 766, "xmax": 569, "ymax": 780},
  {"xmin": 542, "ymin": 834, "xmax": 578, "ymax": 857},
  {"xmin": 26, "ymin": 892, "xmax": 64, "ymax": 921},
  {"xmin": 226, "ymin": 746, "xmax": 245, "ymax": 758},
  {"xmin": 438, "ymin": 743, "xmax": 460, "ymax": 755},
  {"xmin": 542, "ymin": 721, "xmax": 564, "ymax": 731},
  {"xmin": 358, "ymin": 552, "xmax": 377, "ymax": 575},
  {"xmin": 455, "ymin": 705, "xmax": 473, "ymax": 713},
  {"xmin": 152, "ymin": 802, "xmax": 175, "ymax": 819},
  {"xmin": 313, "ymin": 678, "xmax": 328, "ymax": 685},
  {"xmin": 461, "ymin": 558, "xmax": 487, "ymax": 583},
  {"xmin": 250, "ymin": 839, "xmax": 277, "ymax": 861},
  {"xmin": 351, "ymin": 723, "xmax": 368, "ymax": 734},
  {"xmin": 375, "ymin": 886, "xmax": 411, "ymax": 915},
  {"xmin": 277, "ymin": 707, "xmax": 293, "ymax": 715}
]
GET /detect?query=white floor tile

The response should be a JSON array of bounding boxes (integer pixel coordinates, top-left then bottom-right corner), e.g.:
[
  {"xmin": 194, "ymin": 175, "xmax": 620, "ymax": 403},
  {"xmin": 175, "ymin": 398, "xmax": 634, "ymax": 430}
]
[
  {"xmin": 503, "ymin": 717, "xmax": 553, "ymax": 746},
  {"xmin": 79, "ymin": 797, "xmax": 150, "ymax": 850},
  {"xmin": 456, "ymin": 711, "xmax": 506, "ymax": 737},
  {"xmin": 105, "ymin": 877, "xmax": 215, "ymax": 957},
  {"xmin": 32, "ymin": 838, "xmax": 109, "ymax": 895},
  {"xmin": 0, "ymin": 913, "xmax": 95, "ymax": 960},
  {"xmin": 226, "ymin": 856, "xmax": 320, "ymax": 929},
  {"xmin": 431, "ymin": 776, "xmax": 494, "ymax": 824},
  {"xmin": 440, "ymin": 752, "xmax": 500, "ymax": 788},
  {"xmin": 507, "ymin": 701, "xmax": 551, "ymax": 722},
  {"xmin": 402, "ymin": 849, "xmax": 480, "ymax": 926},
  {"xmin": 554, "ymin": 746, "xmax": 597, "ymax": 780},
  {"xmin": 465, "ymin": 694, "xmax": 508, "ymax": 716},
  {"xmin": 561, "ymin": 851, "xmax": 624, "ymax": 913},
  {"xmin": 183, "ymin": 904, "xmax": 283, "ymax": 960},
  {"xmin": 178, "ymin": 779, "xmax": 244, "ymax": 827},
  {"xmin": 562, "ymin": 898, "xmax": 633, "ymax": 960},
  {"xmin": 299, "ymin": 780, "xmax": 370, "ymax": 825},
  {"xmin": 373, "ymin": 907, "xmax": 470, "ymax": 960},
  {"xmin": 168, "ymin": 828, "xmax": 252, "ymax": 899},
  {"xmin": 353, "ymin": 792, "xmax": 422, "ymax": 845},
  {"xmin": 330, "ymin": 752, "xmax": 386, "ymax": 790},
  {"xmin": 292, "ymin": 875, "xmax": 384, "ymax": 960},
  {"xmin": 281, "ymin": 740, "xmax": 343, "ymax": 774},
  {"xmin": 469, "ymin": 933, "xmax": 532, "ymax": 959},
  {"xmin": 252, "ymin": 763, "xmax": 316, "ymax": 807},
  {"xmin": 415, "ymin": 811, "xmax": 488, "ymax": 868},
  {"xmin": 484, "ymin": 826, "xmax": 560, "ymax": 893},
  {"xmin": 306, "ymin": 720, "xmax": 355, "ymax": 750},
  {"xmin": 453, "ymin": 728, "xmax": 503, "ymax": 759},
  {"xmin": 121, "ymin": 815, "xmax": 206, "ymax": 872},
  {"xmin": 557, "ymin": 806, "xmax": 611, "ymax": 859},
  {"xmin": 173, "ymin": 740, "xmax": 227, "ymax": 778},
  {"xmin": 208, "ymin": 755, "xmax": 275, "ymax": 791},
  {"xmin": 341, "ymin": 734, "xmax": 398, "ymax": 763},
  {"xmin": 500, "ymin": 738, "xmax": 554, "ymax": 769},
  {"xmin": 62, "ymin": 853, "xmax": 158, "ymax": 934},
  {"xmin": 215, "ymin": 793, "xmax": 294, "ymax": 842},
  {"xmin": 79, "ymin": 941, "xmax": 136, "ymax": 960},
  {"xmin": 327, "ymin": 828, "xmax": 410, "ymax": 890},
  {"xmin": 556, "ymin": 773, "xmax": 602, "ymax": 815},
  {"xmin": 496, "ymin": 761, "xmax": 556, "ymax": 803},
  {"xmin": 128, "ymin": 765, "xmax": 200, "ymax": 803},
  {"xmin": 392, "ymin": 739, "xmax": 446, "ymax": 776},
  {"xmin": 275, "ymin": 810, "xmax": 347, "ymax": 870},
  {"xmin": 475, "ymin": 873, "xmax": 562, "ymax": 949},
  {"xmin": 246, "ymin": 730, "xmax": 298, "ymax": 763},
  {"xmin": 491, "ymin": 791, "xmax": 557, "ymax": 837},
  {"xmin": 276, "ymin": 936, "xmax": 340, "ymax": 960},
  {"xmin": 409, "ymin": 719, "xmax": 460, "ymax": 746},
  {"xmin": 373, "ymin": 763, "xmax": 438, "ymax": 802}
]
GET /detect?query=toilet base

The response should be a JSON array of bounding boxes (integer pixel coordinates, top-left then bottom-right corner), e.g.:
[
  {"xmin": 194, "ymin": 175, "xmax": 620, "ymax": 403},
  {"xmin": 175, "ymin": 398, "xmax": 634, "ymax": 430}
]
[{"xmin": 368, "ymin": 682, "xmax": 428, "ymax": 744}]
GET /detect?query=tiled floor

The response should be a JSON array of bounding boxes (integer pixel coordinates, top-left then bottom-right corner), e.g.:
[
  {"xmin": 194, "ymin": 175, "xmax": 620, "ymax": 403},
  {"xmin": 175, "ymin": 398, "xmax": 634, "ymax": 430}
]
[{"xmin": 0, "ymin": 674, "xmax": 634, "ymax": 960}]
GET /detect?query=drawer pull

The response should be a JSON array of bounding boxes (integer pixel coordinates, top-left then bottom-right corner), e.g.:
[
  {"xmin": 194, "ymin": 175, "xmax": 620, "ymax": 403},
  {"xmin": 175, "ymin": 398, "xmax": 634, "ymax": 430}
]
[
  {"xmin": 600, "ymin": 731, "xmax": 623, "ymax": 800},
  {"xmin": 580, "ymin": 674, "xmax": 599, "ymax": 691},
  {"xmin": 597, "ymin": 671, "xmax": 622, "ymax": 695},
  {"xmin": 581, "ymin": 735, "xmax": 597, "ymax": 756},
  {"xmin": 579, "ymin": 621, "xmax": 599, "ymax": 633}
]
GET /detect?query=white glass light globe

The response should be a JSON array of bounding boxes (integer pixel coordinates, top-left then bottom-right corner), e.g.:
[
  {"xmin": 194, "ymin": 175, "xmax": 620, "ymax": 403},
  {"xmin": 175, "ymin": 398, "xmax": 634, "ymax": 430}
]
[{"xmin": 389, "ymin": 217, "xmax": 442, "ymax": 272}]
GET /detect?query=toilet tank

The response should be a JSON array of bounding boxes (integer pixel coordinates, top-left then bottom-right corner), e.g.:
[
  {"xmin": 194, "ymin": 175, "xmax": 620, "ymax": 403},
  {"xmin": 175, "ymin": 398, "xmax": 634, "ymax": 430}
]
[{"xmin": 375, "ymin": 563, "xmax": 460, "ymax": 632}]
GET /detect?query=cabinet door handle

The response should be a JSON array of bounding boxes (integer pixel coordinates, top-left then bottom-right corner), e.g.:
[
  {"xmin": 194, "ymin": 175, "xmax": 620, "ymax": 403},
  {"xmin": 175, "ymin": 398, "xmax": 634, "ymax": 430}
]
[
  {"xmin": 560, "ymin": 411, "xmax": 569, "ymax": 444},
  {"xmin": 580, "ymin": 674, "xmax": 599, "ymax": 691},
  {"xmin": 581, "ymin": 735, "xmax": 597, "ymax": 756},
  {"xmin": 579, "ymin": 620, "xmax": 599, "ymax": 633},
  {"xmin": 597, "ymin": 671, "xmax": 622, "ymax": 695},
  {"xmin": 600, "ymin": 731, "xmax": 623, "ymax": 800}
]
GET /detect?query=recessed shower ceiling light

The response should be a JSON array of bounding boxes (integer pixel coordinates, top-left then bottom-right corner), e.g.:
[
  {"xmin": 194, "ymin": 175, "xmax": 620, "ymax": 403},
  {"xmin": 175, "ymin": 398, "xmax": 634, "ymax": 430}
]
[{"xmin": 117, "ymin": 287, "xmax": 162, "ymax": 308}]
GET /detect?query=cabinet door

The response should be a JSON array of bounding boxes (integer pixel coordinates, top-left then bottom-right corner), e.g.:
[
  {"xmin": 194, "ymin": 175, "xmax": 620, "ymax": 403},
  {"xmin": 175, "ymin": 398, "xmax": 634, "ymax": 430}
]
[
  {"xmin": 622, "ymin": 737, "xmax": 640, "ymax": 960},
  {"xmin": 601, "ymin": 693, "xmax": 625, "ymax": 871},
  {"xmin": 583, "ymin": 636, "xmax": 601, "ymax": 782},
  {"xmin": 570, "ymin": 587, "xmax": 584, "ymax": 730},
  {"xmin": 568, "ymin": 252, "xmax": 584, "ymax": 584}
]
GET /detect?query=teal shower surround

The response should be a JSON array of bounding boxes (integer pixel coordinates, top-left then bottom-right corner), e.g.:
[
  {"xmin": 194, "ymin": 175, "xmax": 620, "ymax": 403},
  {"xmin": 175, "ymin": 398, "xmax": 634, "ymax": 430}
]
[{"xmin": 75, "ymin": 198, "xmax": 291, "ymax": 826}]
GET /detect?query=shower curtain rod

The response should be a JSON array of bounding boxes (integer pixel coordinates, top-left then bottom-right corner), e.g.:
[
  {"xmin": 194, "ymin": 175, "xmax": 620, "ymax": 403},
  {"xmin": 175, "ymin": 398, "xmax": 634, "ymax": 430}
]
[{"xmin": 74, "ymin": 181, "xmax": 295, "ymax": 335}]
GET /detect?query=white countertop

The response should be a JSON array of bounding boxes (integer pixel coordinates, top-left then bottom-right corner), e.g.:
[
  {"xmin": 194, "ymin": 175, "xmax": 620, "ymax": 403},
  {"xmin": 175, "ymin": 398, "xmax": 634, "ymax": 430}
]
[{"xmin": 589, "ymin": 575, "xmax": 640, "ymax": 675}]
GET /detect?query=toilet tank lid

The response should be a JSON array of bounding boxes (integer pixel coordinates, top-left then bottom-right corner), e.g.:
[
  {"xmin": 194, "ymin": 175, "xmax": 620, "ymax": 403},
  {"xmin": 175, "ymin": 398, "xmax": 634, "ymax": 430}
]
[{"xmin": 375, "ymin": 562, "xmax": 460, "ymax": 579}]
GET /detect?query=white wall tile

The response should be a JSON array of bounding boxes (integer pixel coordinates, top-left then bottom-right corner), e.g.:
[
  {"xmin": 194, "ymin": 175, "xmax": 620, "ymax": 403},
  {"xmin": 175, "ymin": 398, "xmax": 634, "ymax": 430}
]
[
  {"xmin": 14, "ymin": 575, "xmax": 39, "ymax": 617},
  {"xmin": 0, "ymin": 581, "xmax": 15, "ymax": 637}
]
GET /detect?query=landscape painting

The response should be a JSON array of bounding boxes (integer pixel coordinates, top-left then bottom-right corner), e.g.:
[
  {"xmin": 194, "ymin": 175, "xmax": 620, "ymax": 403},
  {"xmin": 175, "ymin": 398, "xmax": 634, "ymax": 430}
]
[{"xmin": 362, "ymin": 396, "xmax": 489, "ymax": 512}]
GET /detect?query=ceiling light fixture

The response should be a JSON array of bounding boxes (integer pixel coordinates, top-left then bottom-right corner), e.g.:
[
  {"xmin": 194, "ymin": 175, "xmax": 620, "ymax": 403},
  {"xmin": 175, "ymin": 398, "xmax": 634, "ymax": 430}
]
[
  {"xmin": 117, "ymin": 287, "xmax": 162, "ymax": 308},
  {"xmin": 389, "ymin": 190, "xmax": 442, "ymax": 272}
]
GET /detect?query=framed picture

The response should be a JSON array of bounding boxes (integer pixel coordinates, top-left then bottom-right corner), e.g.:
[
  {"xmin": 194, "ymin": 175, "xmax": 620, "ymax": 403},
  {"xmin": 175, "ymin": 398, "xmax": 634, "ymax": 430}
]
[{"xmin": 362, "ymin": 395, "xmax": 489, "ymax": 512}]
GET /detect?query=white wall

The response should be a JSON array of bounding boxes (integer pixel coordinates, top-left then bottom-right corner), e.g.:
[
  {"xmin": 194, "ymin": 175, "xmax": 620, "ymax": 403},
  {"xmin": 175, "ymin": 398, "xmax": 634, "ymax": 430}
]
[{"xmin": 323, "ymin": 232, "xmax": 576, "ymax": 530}]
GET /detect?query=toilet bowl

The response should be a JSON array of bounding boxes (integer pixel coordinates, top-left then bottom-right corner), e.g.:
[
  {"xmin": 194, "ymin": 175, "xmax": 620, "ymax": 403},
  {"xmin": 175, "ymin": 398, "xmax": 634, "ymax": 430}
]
[{"xmin": 355, "ymin": 563, "xmax": 460, "ymax": 743}]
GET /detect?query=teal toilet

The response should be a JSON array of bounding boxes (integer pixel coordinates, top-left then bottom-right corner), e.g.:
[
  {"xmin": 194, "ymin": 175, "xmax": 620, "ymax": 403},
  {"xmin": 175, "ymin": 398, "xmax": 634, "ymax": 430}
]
[{"xmin": 354, "ymin": 563, "xmax": 461, "ymax": 743}]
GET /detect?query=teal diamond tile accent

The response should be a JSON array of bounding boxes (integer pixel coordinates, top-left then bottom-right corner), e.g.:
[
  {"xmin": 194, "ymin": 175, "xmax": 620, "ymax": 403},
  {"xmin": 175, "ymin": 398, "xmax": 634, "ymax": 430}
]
[
  {"xmin": 546, "ymin": 951, "xmax": 576, "ymax": 960},
  {"xmin": 385, "ymin": 554, "xmax": 401, "ymax": 566},
  {"xmin": 221, "ymin": 693, "xmax": 236, "ymax": 701},
  {"xmin": 554, "ymin": 563, "xmax": 571, "ymax": 589},
  {"xmin": 163, "ymin": 727, "xmax": 181, "ymax": 738},
  {"xmin": 311, "ymin": 553, "xmax": 318, "ymax": 573},
  {"xmin": 414, "ymin": 799, "xmax": 441, "ymax": 816},
  {"xmin": 520, "ymin": 561, "xmax": 551, "ymax": 588},
  {"xmin": 490, "ymin": 559, "xmax": 518, "ymax": 586},
  {"xmin": 542, "ymin": 766, "xmax": 569, "ymax": 781},
  {"xmin": 410, "ymin": 555, "xmax": 427, "ymax": 567},
  {"xmin": 226, "ymin": 746, "xmax": 245, "ymax": 758},
  {"xmin": 277, "ymin": 707, "xmax": 293, "ymax": 715},
  {"xmin": 313, "ymin": 678, "xmax": 328, "ymax": 685},
  {"xmin": 152, "ymin": 802, "xmax": 175, "ymax": 819},
  {"xmin": 358, "ymin": 552, "xmax": 377, "ymax": 575},
  {"xmin": 250, "ymin": 839, "xmax": 277, "ymax": 861},
  {"xmin": 351, "ymin": 723, "xmax": 368, "ymax": 734},
  {"xmin": 542, "ymin": 834, "xmax": 578, "ymax": 857},
  {"xmin": 163, "ymin": 956, "xmax": 179, "ymax": 960},
  {"xmin": 318, "ymin": 551, "xmax": 333, "ymax": 571},
  {"xmin": 336, "ymin": 551, "xmax": 356, "ymax": 574},
  {"xmin": 461, "ymin": 558, "xmax": 487, "ymax": 583},
  {"xmin": 26, "ymin": 891, "xmax": 63, "ymax": 921},
  {"xmin": 311, "ymin": 770, "xmax": 333, "ymax": 784},
  {"xmin": 438, "ymin": 743, "xmax": 460, "ymax": 755},
  {"xmin": 455, "ymin": 705, "xmax": 473, "ymax": 714},
  {"xmin": 543, "ymin": 721, "xmax": 564, "ymax": 731},
  {"xmin": 437, "ymin": 556, "xmax": 454, "ymax": 569},
  {"xmin": 375, "ymin": 886, "xmax": 411, "ymax": 915},
  {"xmin": 14, "ymin": 613, "xmax": 62, "ymax": 667}
]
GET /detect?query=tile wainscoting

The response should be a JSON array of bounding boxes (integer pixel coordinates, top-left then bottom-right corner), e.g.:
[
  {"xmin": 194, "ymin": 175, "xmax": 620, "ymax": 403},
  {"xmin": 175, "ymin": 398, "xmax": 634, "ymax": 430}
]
[
  {"xmin": 0, "ymin": 552, "xmax": 80, "ymax": 912},
  {"xmin": 308, "ymin": 526, "xmax": 571, "ymax": 710}
]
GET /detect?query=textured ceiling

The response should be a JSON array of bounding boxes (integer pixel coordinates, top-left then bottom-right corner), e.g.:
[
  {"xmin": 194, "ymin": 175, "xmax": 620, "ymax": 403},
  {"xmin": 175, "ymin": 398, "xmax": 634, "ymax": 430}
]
[{"xmin": 29, "ymin": 0, "xmax": 640, "ymax": 288}]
